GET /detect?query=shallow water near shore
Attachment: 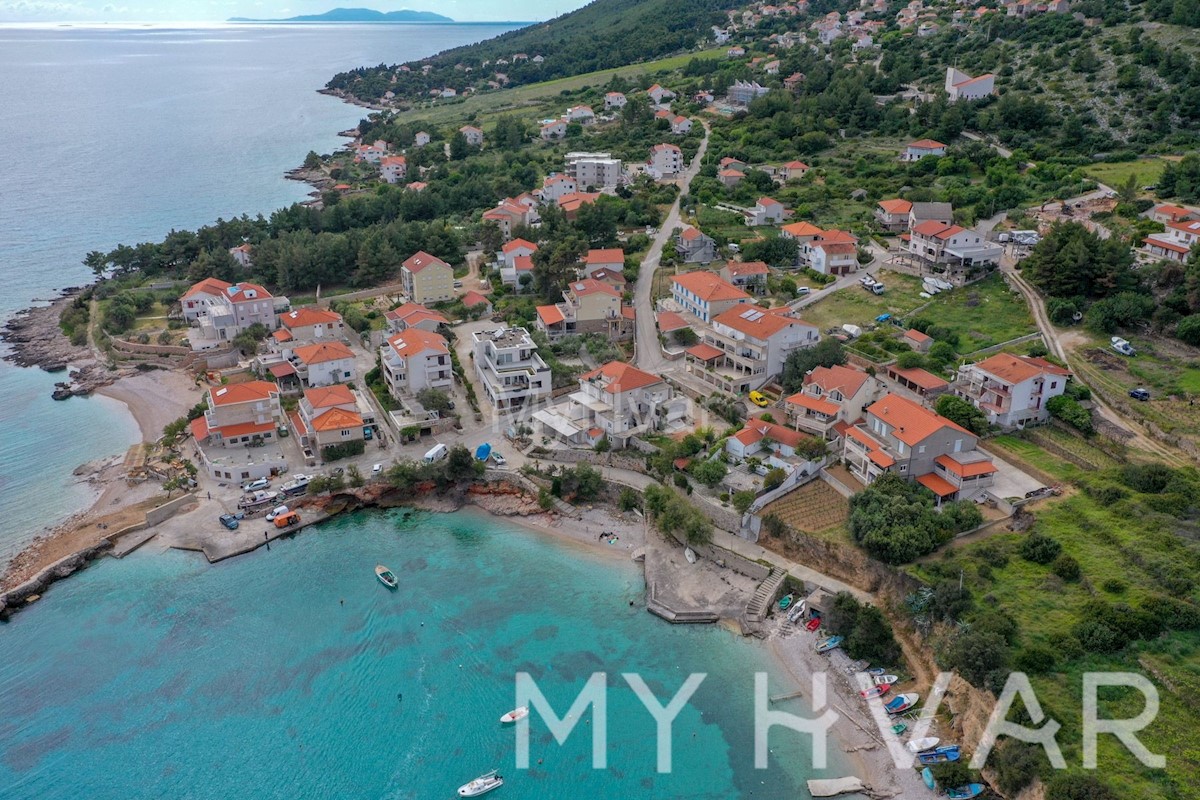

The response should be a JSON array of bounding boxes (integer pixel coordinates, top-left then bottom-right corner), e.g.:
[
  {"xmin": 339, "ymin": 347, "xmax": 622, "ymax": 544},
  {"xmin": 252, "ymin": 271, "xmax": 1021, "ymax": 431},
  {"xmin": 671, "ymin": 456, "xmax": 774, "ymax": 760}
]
[{"xmin": 0, "ymin": 508, "xmax": 849, "ymax": 798}]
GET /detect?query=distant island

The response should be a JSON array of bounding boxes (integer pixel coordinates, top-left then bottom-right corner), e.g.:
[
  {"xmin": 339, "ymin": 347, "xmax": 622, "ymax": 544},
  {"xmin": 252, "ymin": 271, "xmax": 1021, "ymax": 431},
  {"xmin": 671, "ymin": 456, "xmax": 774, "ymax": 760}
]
[{"xmin": 229, "ymin": 7, "xmax": 454, "ymax": 23}]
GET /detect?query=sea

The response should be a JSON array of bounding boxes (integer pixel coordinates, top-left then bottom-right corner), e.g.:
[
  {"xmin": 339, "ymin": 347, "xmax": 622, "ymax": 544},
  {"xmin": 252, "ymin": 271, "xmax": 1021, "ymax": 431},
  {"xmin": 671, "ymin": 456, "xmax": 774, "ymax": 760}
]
[
  {"xmin": 0, "ymin": 509, "xmax": 847, "ymax": 798},
  {"xmin": 0, "ymin": 24, "xmax": 847, "ymax": 798},
  {"xmin": 0, "ymin": 23, "xmax": 520, "ymax": 563}
]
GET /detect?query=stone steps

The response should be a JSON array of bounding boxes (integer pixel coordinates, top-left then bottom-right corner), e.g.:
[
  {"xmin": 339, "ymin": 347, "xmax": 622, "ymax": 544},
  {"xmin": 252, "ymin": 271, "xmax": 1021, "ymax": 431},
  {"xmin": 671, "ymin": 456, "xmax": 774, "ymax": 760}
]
[{"xmin": 746, "ymin": 567, "xmax": 786, "ymax": 623}]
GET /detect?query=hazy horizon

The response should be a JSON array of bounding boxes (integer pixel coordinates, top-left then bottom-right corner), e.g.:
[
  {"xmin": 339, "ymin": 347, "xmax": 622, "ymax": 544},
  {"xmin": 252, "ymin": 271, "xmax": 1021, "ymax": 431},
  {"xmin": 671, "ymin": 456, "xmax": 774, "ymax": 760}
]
[{"xmin": 0, "ymin": 1, "xmax": 585, "ymax": 24}]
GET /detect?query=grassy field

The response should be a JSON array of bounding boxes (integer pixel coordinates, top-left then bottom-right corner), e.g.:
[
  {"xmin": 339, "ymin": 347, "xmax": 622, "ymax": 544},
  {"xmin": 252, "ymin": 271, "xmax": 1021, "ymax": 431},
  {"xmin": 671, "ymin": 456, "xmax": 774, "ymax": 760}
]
[
  {"xmin": 1083, "ymin": 158, "xmax": 1170, "ymax": 191},
  {"xmin": 799, "ymin": 269, "xmax": 927, "ymax": 332},
  {"xmin": 923, "ymin": 272, "xmax": 1038, "ymax": 354},
  {"xmin": 397, "ymin": 48, "xmax": 725, "ymax": 128},
  {"xmin": 915, "ymin": 470, "xmax": 1200, "ymax": 798}
]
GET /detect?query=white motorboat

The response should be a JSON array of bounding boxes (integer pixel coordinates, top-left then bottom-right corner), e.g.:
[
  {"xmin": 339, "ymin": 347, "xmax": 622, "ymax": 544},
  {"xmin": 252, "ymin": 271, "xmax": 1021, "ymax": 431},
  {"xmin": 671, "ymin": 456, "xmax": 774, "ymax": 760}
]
[
  {"xmin": 874, "ymin": 674, "xmax": 899, "ymax": 686},
  {"xmin": 458, "ymin": 770, "xmax": 503, "ymax": 797},
  {"xmin": 906, "ymin": 737, "xmax": 940, "ymax": 754},
  {"xmin": 500, "ymin": 706, "xmax": 529, "ymax": 724}
]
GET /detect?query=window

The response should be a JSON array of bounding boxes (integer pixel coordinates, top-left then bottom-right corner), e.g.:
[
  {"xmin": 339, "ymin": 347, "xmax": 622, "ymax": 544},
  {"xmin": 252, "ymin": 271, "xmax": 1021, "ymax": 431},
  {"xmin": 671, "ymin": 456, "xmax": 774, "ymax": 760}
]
[
  {"xmin": 341, "ymin": 429, "xmax": 351, "ymax": 438},
  {"xmin": 918, "ymin": 445, "xmax": 926, "ymax": 454},
  {"xmin": 953, "ymin": 438, "xmax": 963, "ymax": 453}
]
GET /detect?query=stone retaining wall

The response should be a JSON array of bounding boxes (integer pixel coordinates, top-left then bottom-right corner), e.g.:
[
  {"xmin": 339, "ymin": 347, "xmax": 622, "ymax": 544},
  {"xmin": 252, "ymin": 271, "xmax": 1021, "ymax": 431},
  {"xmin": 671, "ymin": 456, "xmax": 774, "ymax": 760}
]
[{"xmin": 110, "ymin": 337, "xmax": 191, "ymax": 356}]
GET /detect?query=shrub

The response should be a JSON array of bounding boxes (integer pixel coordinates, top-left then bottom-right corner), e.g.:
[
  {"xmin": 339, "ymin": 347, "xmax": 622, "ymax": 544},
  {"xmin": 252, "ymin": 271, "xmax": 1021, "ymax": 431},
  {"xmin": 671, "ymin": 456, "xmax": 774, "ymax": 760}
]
[
  {"xmin": 825, "ymin": 593, "xmax": 901, "ymax": 666},
  {"xmin": 1052, "ymin": 553, "xmax": 1082, "ymax": 581},
  {"xmin": 1046, "ymin": 394, "xmax": 1093, "ymax": 434},
  {"xmin": 1045, "ymin": 773, "xmax": 1119, "ymax": 800},
  {"xmin": 1014, "ymin": 644, "xmax": 1057, "ymax": 673},
  {"xmin": 1120, "ymin": 462, "xmax": 1177, "ymax": 494},
  {"xmin": 731, "ymin": 490, "xmax": 757, "ymax": 514},
  {"xmin": 1021, "ymin": 532, "xmax": 1062, "ymax": 564},
  {"xmin": 935, "ymin": 395, "xmax": 989, "ymax": 436},
  {"xmin": 991, "ymin": 740, "xmax": 1046, "ymax": 796},
  {"xmin": 321, "ymin": 439, "xmax": 366, "ymax": 462},
  {"xmin": 1101, "ymin": 578, "xmax": 1126, "ymax": 594},
  {"xmin": 1071, "ymin": 619, "xmax": 1122, "ymax": 652},
  {"xmin": 763, "ymin": 467, "xmax": 787, "ymax": 491},
  {"xmin": 690, "ymin": 458, "xmax": 728, "ymax": 488},
  {"xmin": 762, "ymin": 513, "xmax": 787, "ymax": 538},
  {"xmin": 618, "ymin": 487, "xmax": 641, "ymax": 512}
]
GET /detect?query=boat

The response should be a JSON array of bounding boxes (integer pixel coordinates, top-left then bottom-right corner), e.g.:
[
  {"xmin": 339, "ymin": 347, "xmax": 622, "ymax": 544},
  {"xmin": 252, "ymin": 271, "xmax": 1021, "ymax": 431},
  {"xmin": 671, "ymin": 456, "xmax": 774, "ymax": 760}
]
[
  {"xmin": 946, "ymin": 784, "xmax": 985, "ymax": 799},
  {"xmin": 884, "ymin": 692, "xmax": 919, "ymax": 714},
  {"xmin": 458, "ymin": 770, "xmax": 503, "ymax": 797},
  {"xmin": 815, "ymin": 635, "xmax": 844, "ymax": 653},
  {"xmin": 779, "ymin": 593, "xmax": 794, "ymax": 610},
  {"xmin": 787, "ymin": 602, "xmax": 807, "ymax": 623},
  {"xmin": 860, "ymin": 683, "xmax": 890, "ymax": 699},
  {"xmin": 685, "ymin": 547, "xmax": 696, "ymax": 564},
  {"xmin": 891, "ymin": 723, "xmax": 908, "ymax": 736},
  {"xmin": 874, "ymin": 674, "xmax": 899, "ymax": 686},
  {"xmin": 905, "ymin": 737, "xmax": 940, "ymax": 754},
  {"xmin": 921, "ymin": 767, "xmax": 936, "ymax": 790},
  {"xmin": 500, "ymin": 706, "xmax": 529, "ymax": 724},
  {"xmin": 475, "ymin": 442, "xmax": 492, "ymax": 462},
  {"xmin": 917, "ymin": 745, "xmax": 961, "ymax": 764},
  {"xmin": 805, "ymin": 617, "xmax": 821, "ymax": 631},
  {"xmin": 865, "ymin": 667, "xmax": 886, "ymax": 676},
  {"xmin": 375, "ymin": 564, "xmax": 398, "ymax": 589}
]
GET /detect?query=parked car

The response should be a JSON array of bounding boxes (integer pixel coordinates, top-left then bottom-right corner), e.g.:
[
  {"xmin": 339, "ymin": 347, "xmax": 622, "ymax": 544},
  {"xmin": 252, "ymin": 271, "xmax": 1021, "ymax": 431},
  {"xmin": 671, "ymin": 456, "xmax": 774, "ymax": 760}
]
[
  {"xmin": 1129, "ymin": 387, "xmax": 1150, "ymax": 401},
  {"xmin": 219, "ymin": 514, "xmax": 240, "ymax": 530},
  {"xmin": 491, "ymin": 452, "xmax": 507, "ymax": 467},
  {"xmin": 795, "ymin": 286, "xmax": 811, "ymax": 296},
  {"xmin": 748, "ymin": 390, "xmax": 770, "ymax": 407},
  {"xmin": 372, "ymin": 463, "xmax": 383, "ymax": 475},
  {"xmin": 241, "ymin": 477, "xmax": 270, "ymax": 492},
  {"xmin": 453, "ymin": 280, "xmax": 463, "ymax": 288},
  {"xmin": 266, "ymin": 505, "xmax": 290, "ymax": 522},
  {"xmin": 273, "ymin": 511, "xmax": 301, "ymax": 528}
]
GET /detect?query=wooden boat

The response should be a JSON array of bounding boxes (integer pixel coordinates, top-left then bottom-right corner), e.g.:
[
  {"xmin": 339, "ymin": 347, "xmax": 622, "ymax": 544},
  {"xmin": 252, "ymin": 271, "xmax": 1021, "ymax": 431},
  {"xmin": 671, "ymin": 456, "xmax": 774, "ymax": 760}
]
[
  {"xmin": 684, "ymin": 547, "xmax": 696, "ymax": 564},
  {"xmin": 891, "ymin": 723, "xmax": 908, "ymax": 736},
  {"xmin": 860, "ymin": 683, "xmax": 890, "ymax": 699},
  {"xmin": 375, "ymin": 564, "xmax": 398, "ymax": 589},
  {"xmin": 500, "ymin": 706, "xmax": 529, "ymax": 724},
  {"xmin": 917, "ymin": 745, "xmax": 961, "ymax": 764},
  {"xmin": 805, "ymin": 617, "xmax": 822, "ymax": 631},
  {"xmin": 946, "ymin": 784, "xmax": 985, "ymax": 799},
  {"xmin": 458, "ymin": 770, "xmax": 503, "ymax": 797},
  {"xmin": 884, "ymin": 692, "xmax": 919, "ymax": 715},
  {"xmin": 921, "ymin": 767, "xmax": 936, "ymax": 790},
  {"xmin": 905, "ymin": 737, "xmax": 940, "ymax": 754},
  {"xmin": 865, "ymin": 667, "xmax": 886, "ymax": 676},
  {"xmin": 815, "ymin": 635, "xmax": 843, "ymax": 653},
  {"xmin": 787, "ymin": 602, "xmax": 807, "ymax": 623},
  {"xmin": 874, "ymin": 674, "xmax": 899, "ymax": 686},
  {"xmin": 779, "ymin": 593, "xmax": 794, "ymax": 610}
]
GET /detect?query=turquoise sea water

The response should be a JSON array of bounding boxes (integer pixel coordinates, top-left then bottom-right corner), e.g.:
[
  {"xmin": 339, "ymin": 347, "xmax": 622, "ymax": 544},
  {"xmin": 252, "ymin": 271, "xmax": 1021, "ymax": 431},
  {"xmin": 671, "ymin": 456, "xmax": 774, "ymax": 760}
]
[
  {"xmin": 0, "ymin": 24, "xmax": 520, "ymax": 561},
  {"xmin": 0, "ymin": 509, "xmax": 846, "ymax": 797}
]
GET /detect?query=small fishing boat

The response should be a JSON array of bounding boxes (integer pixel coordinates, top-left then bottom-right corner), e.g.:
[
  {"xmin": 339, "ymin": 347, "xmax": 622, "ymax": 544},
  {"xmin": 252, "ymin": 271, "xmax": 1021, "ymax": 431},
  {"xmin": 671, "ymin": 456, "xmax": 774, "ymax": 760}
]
[
  {"xmin": 779, "ymin": 593, "xmax": 794, "ymax": 610},
  {"xmin": 805, "ymin": 617, "xmax": 821, "ymax": 631},
  {"xmin": 884, "ymin": 692, "xmax": 919, "ymax": 715},
  {"xmin": 874, "ymin": 674, "xmax": 899, "ymax": 686},
  {"xmin": 458, "ymin": 770, "xmax": 503, "ymax": 797},
  {"xmin": 917, "ymin": 745, "xmax": 961, "ymax": 764},
  {"xmin": 787, "ymin": 602, "xmax": 807, "ymax": 623},
  {"xmin": 865, "ymin": 667, "xmax": 886, "ymax": 676},
  {"xmin": 860, "ymin": 683, "xmax": 890, "ymax": 699},
  {"xmin": 375, "ymin": 564, "xmax": 398, "ymax": 589},
  {"xmin": 815, "ymin": 635, "xmax": 843, "ymax": 653},
  {"xmin": 921, "ymin": 767, "xmax": 936, "ymax": 790},
  {"xmin": 500, "ymin": 706, "xmax": 529, "ymax": 724},
  {"xmin": 891, "ymin": 723, "xmax": 908, "ymax": 736},
  {"xmin": 684, "ymin": 547, "xmax": 696, "ymax": 564},
  {"xmin": 946, "ymin": 783, "xmax": 985, "ymax": 799},
  {"xmin": 905, "ymin": 737, "xmax": 940, "ymax": 754}
]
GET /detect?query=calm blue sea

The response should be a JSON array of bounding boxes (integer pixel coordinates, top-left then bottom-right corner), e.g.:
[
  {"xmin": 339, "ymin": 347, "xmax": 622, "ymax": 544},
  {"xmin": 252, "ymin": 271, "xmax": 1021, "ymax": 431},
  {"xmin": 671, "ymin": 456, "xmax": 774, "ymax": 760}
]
[
  {"xmin": 0, "ymin": 24, "xmax": 520, "ymax": 562},
  {"xmin": 0, "ymin": 509, "xmax": 846, "ymax": 798}
]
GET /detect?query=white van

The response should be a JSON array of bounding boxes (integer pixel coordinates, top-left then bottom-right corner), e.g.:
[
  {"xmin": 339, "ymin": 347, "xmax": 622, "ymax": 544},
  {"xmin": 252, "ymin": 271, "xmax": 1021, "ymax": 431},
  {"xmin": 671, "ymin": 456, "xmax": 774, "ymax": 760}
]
[
  {"xmin": 424, "ymin": 443, "xmax": 449, "ymax": 463},
  {"xmin": 266, "ymin": 505, "xmax": 289, "ymax": 522}
]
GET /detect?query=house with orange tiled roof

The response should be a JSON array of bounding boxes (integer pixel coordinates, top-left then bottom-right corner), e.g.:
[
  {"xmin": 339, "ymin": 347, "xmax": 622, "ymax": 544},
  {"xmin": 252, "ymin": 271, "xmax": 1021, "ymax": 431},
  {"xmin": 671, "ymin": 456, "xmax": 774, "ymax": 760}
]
[
  {"xmin": 557, "ymin": 191, "xmax": 601, "ymax": 219},
  {"xmin": 902, "ymin": 328, "xmax": 933, "ymax": 353},
  {"xmin": 875, "ymin": 199, "xmax": 914, "ymax": 231},
  {"xmin": 945, "ymin": 68, "xmax": 995, "ymax": 102},
  {"xmin": 180, "ymin": 277, "xmax": 279, "ymax": 350},
  {"xmin": 899, "ymin": 139, "xmax": 947, "ymax": 162},
  {"xmin": 400, "ymin": 251, "xmax": 455, "ymax": 304},
  {"xmin": 1143, "ymin": 219, "xmax": 1200, "ymax": 264},
  {"xmin": 535, "ymin": 278, "xmax": 626, "ymax": 339},
  {"xmin": 279, "ymin": 307, "xmax": 345, "ymax": 343},
  {"xmin": 671, "ymin": 271, "xmax": 752, "ymax": 322},
  {"xmin": 537, "ymin": 173, "xmax": 578, "ymax": 203},
  {"xmin": 719, "ymin": 260, "xmax": 770, "ymax": 294},
  {"xmin": 802, "ymin": 229, "xmax": 860, "ymax": 275},
  {"xmin": 296, "ymin": 384, "xmax": 365, "ymax": 449},
  {"xmin": 581, "ymin": 248, "xmax": 625, "ymax": 278},
  {"xmin": 196, "ymin": 381, "xmax": 283, "ymax": 449},
  {"xmin": 380, "ymin": 155, "xmax": 407, "ymax": 184},
  {"xmin": 289, "ymin": 341, "xmax": 356, "ymax": 388},
  {"xmin": 461, "ymin": 290, "xmax": 493, "ymax": 315},
  {"xmin": 954, "ymin": 353, "xmax": 1071, "ymax": 428},
  {"xmin": 384, "ymin": 302, "xmax": 449, "ymax": 334},
  {"xmin": 780, "ymin": 221, "xmax": 825, "ymax": 246},
  {"xmin": 459, "ymin": 125, "xmax": 483, "ymax": 147},
  {"xmin": 778, "ymin": 161, "xmax": 809, "ymax": 182},
  {"xmin": 718, "ymin": 168, "xmax": 745, "ymax": 188},
  {"xmin": 540, "ymin": 119, "xmax": 568, "ymax": 141},
  {"xmin": 686, "ymin": 305, "xmax": 819, "ymax": 394},
  {"xmin": 379, "ymin": 328, "xmax": 452, "ymax": 400},
  {"xmin": 604, "ymin": 91, "xmax": 627, "ymax": 109},
  {"xmin": 746, "ymin": 197, "xmax": 787, "ymax": 226},
  {"xmin": 842, "ymin": 393, "xmax": 995, "ymax": 500},
  {"xmin": 885, "ymin": 365, "xmax": 951, "ymax": 400},
  {"xmin": 647, "ymin": 143, "xmax": 683, "ymax": 179},
  {"xmin": 646, "ymin": 83, "xmax": 676, "ymax": 104},
  {"xmin": 228, "ymin": 243, "xmax": 253, "ymax": 268},
  {"xmin": 908, "ymin": 221, "xmax": 1002, "ymax": 269},
  {"xmin": 532, "ymin": 361, "xmax": 687, "ymax": 448},
  {"xmin": 674, "ymin": 225, "xmax": 718, "ymax": 264},
  {"xmin": 483, "ymin": 198, "xmax": 540, "ymax": 241},
  {"xmin": 786, "ymin": 364, "xmax": 882, "ymax": 439},
  {"xmin": 1147, "ymin": 204, "xmax": 1198, "ymax": 225},
  {"xmin": 725, "ymin": 416, "xmax": 821, "ymax": 469}
]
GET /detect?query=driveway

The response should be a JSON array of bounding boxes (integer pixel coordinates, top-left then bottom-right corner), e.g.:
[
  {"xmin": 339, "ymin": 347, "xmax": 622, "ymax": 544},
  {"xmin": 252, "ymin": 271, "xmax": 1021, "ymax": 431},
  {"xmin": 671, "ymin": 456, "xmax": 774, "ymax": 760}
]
[{"xmin": 980, "ymin": 450, "xmax": 1045, "ymax": 500}]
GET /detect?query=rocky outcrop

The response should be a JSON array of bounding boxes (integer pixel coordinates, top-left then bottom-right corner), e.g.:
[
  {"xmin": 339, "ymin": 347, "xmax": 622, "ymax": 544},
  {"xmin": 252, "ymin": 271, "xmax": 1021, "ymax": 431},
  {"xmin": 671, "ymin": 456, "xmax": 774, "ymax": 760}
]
[{"xmin": 0, "ymin": 541, "xmax": 113, "ymax": 622}]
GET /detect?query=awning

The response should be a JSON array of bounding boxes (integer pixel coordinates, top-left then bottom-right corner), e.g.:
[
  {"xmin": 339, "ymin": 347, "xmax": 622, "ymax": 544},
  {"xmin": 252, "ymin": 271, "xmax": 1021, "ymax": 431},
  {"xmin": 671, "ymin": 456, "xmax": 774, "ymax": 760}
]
[
  {"xmin": 917, "ymin": 472, "xmax": 958, "ymax": 497},
  {"xmin": 532, "ymin": 409, "xmax": 583, "ymax": 437},
  {"xmin": 269, "ymin": 361, "xmax": 297, "ymax": 378},
  {"xmin": 686, "ymin": 343, "xmax": 723, "ymax": 361},
  {"xmin": 189, "ymin": 416, "xmax": 209, "ymax": 441}
]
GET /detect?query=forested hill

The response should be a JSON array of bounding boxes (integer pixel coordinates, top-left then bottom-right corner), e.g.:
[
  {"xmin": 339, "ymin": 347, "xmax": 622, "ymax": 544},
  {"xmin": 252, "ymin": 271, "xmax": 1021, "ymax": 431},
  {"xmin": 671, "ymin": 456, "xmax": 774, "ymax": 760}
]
[{"xmin": 324, "ymin": 0, "xmax": 743, "ymax": 102}]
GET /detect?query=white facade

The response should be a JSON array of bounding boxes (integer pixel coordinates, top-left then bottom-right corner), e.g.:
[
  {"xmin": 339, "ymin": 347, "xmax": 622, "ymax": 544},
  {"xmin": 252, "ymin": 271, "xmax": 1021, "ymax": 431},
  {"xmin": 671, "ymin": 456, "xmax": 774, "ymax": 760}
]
[
  {"xmin": 571, "ymin": 157, "xmax": 623, "ymax": 189},
  {"xmin": 955, "ymin": 354, "xmax": 1070, "ymax": 428},
  {"xmin": 648, "ymin": 144, "xmax": 683, "ymax": 178},
  {"xmin": 945, "ymin": 68, "xmax": 995, "ymax": 102},
  {"xmin": 471, "ymin": 327, "xmax": 551, "ymax": 412},
  {"xmin": 379, "ymin": 330, "xmax": 453, "ymax": 399}
]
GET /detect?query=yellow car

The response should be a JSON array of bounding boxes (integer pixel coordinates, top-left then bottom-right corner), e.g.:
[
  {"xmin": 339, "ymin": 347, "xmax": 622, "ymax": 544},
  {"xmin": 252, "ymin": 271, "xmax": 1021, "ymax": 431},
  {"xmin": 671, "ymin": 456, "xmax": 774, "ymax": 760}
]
[{"xmin": 748, "ymin": 391, "xmax": 770, "ymax": 407}]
